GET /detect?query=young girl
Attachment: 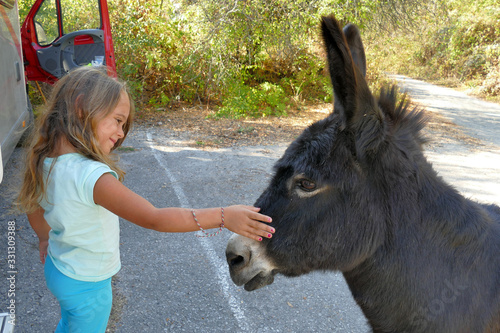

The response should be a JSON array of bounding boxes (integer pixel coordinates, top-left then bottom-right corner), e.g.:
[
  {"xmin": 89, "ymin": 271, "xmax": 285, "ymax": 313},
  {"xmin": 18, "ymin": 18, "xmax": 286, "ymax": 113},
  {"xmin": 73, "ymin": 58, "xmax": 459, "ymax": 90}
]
[{"xmin": 16, "ymin": 66, "xmax": 274, "ymax": 333}]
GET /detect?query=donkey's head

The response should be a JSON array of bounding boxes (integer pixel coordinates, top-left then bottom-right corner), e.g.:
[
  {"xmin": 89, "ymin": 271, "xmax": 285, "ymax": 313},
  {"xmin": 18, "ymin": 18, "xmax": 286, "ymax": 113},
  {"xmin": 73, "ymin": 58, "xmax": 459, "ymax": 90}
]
[{"xmin": 226, "ymin": 15, "xmax": 426, "ymax": 291}]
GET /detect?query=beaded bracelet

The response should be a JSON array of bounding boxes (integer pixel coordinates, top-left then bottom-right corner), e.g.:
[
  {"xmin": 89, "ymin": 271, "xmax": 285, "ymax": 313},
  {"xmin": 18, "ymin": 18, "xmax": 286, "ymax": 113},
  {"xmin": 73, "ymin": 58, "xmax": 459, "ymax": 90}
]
[{"xmin": 192, "ymin": 207, "xmax": 225, "ymax": 237}]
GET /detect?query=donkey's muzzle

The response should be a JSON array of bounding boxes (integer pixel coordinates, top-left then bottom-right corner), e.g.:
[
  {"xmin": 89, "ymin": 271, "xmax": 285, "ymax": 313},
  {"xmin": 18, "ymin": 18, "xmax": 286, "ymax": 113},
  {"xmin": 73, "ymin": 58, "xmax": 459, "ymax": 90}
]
[{"xmin": 225, "ymin": 234, "xmax": 277, "ymax": 291}]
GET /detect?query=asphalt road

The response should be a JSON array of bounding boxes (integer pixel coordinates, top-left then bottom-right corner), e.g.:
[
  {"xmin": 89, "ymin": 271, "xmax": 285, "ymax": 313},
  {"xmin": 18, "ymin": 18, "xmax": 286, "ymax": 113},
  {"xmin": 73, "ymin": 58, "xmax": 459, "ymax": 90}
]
[
  {"xmin": 0, "ymin": 128, "xmax": 369, "ymax": 332},
  {"xmin": 391, "ymin": 74, "xmax": 500, "ymax": 205},
  {"xmin": 1, "ymin": 76, "xmax": 499, "ymax": 332}
]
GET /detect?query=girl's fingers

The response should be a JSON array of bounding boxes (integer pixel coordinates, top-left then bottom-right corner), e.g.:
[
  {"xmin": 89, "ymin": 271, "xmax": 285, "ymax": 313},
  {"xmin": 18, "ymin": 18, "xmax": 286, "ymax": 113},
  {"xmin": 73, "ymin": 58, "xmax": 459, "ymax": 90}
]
[
  {"xmin": 241, "ymin": 228, "xmax": 270, "ymax": 242},
  {"xmin": 250, "ymin": 213, "xmax": 274, "ymax": 232},
  {"xmin": 231, "ymin": 221, "xmax": 273, "ymax": 242},
  {"xmin": 225, "ymin": 205, "xmax": 275, "ymax": 240},
  {"xmin": 247, "ymin": 208, "xmax": 272, "ymax": 223},
  {"xmin": 248, "ymin": 221, "xmax": 275, "ymax": 239},
  {"xmin": 256, "ymin": 213, "xmax": 273, "ymax": 223},
  {"xmin": 245, "ymin": 233, "xmax": 264, "ymax": 242}
]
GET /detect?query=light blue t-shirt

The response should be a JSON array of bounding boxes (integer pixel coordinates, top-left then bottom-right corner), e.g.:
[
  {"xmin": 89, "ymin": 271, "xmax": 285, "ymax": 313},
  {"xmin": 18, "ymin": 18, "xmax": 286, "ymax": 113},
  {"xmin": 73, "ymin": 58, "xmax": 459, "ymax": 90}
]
[{"xmin": 40, "ymin": 153, "xmax": 121, "ymax": 282}]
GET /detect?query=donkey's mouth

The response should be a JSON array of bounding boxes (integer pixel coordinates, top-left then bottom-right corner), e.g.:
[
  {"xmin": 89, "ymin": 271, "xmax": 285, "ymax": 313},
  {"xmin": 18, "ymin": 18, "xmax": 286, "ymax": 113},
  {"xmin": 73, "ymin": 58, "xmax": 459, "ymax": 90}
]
[
  {"xmin": 226, "ymin": 234, "xmax": 277, "ymax": 291},
  {"xmin": 243, "ymin": 272, "xmax": 275, "ymax": 291}
]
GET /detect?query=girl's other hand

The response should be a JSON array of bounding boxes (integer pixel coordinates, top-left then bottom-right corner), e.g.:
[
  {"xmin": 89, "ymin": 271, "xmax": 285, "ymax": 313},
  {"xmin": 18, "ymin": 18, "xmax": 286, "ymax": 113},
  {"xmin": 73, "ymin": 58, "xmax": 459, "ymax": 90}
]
[
  {"xmin": 39, "ymin": 240, "xmax": 48, "ymax": 264},
  {"xmin": 223, "ymin": 205, "xmax": 274, "ymax": 242}
]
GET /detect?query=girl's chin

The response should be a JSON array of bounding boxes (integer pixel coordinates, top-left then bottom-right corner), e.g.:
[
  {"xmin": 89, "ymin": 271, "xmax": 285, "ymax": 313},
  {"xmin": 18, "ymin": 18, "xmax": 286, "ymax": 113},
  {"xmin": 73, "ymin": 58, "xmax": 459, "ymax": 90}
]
[{"xmin": 99, "ymin": 145, "xmax": 112, "ymax": 154}]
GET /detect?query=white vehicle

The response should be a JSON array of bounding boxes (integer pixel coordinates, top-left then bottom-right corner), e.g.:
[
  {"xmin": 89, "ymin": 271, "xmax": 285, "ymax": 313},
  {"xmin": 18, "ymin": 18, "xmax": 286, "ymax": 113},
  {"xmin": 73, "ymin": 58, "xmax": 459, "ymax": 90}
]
[
  {"xmin": 0, "ymin": 0, "xmax": 115, "ymax": 183},
  {"xmin": 0, "ymin": 0, "xmax": 31, "ymax": 183}
]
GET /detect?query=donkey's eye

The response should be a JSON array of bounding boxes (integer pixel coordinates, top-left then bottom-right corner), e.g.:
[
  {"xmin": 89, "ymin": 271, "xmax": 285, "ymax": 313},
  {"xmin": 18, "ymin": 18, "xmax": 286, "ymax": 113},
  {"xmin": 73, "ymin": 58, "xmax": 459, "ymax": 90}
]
[{"xmin": 298, "ymin": 179, "xmax": 317, "ymax": 192}]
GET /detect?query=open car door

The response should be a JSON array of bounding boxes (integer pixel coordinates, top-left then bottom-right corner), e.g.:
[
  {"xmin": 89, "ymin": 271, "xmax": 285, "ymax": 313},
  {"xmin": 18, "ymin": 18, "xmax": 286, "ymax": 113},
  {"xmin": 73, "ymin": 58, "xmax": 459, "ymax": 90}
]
[{"xmin": 21, "ymin": 0, "xmax": 116, "ymax": 84}]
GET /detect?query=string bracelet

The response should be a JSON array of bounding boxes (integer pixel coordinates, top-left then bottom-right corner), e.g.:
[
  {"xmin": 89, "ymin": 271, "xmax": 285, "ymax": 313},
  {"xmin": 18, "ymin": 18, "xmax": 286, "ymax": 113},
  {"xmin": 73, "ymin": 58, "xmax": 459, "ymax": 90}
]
[{"xmin": 192, "ymin": 207, "xmax": 225, "ymax": 237}]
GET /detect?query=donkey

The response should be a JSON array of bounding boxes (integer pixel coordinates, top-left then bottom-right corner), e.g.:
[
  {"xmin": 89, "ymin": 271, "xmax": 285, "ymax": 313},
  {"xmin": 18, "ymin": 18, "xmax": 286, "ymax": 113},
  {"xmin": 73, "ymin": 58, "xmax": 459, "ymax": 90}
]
[{"xmin": 226, "ymin": 15, "xmax": 500, "ymax": 332}]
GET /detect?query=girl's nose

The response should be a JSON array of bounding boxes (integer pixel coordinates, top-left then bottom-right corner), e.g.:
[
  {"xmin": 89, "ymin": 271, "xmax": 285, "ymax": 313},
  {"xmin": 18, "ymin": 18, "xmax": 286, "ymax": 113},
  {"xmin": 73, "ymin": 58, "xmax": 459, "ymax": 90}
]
[{"xmin": 117, "ymin": 126, "xmax": 124, "ymax": 138}]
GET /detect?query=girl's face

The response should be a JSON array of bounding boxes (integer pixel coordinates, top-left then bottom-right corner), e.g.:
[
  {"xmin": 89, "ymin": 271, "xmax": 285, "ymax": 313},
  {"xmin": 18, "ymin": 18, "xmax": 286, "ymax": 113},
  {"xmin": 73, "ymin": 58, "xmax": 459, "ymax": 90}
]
[{"xmin": 96, "ymin": 91, "xmax": 130, "ymax": 154}]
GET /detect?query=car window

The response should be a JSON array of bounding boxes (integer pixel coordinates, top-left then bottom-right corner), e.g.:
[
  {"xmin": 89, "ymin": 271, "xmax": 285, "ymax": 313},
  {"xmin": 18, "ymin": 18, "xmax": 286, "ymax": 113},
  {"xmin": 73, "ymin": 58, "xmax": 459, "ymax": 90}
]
[
  {"xmin": 61, "ymin": 0, "xmax": 101, "ymax": 33},
  {"xmin": 34, "ymin": 0, "xmax": 101, "ymax": 46},
  {"xmin": 34, "ymin": 0, "xmax": 58, "ymax": 46}
]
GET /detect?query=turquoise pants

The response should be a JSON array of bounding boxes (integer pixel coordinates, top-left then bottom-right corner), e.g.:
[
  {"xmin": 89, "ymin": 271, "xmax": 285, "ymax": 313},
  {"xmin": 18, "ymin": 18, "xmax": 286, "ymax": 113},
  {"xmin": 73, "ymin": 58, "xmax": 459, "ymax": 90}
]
[{"xmin": 44, "ymin": 256, "xmax": 113, "ymax": 333}]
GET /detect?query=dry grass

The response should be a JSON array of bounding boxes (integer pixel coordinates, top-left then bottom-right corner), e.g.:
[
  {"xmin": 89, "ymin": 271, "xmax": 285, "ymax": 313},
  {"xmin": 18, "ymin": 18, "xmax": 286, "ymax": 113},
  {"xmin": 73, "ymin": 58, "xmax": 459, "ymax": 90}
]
[{"xmin": 134, "ymin": 100, "xmax": 480, "ymax": 150}]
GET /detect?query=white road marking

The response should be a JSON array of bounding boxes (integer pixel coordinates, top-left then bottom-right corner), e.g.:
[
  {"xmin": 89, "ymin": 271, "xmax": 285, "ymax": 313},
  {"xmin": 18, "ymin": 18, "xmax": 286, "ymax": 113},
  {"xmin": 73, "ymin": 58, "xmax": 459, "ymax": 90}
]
[{"xmin": 146, "ymin": 131, "xmax": 251, "ymax": 332}]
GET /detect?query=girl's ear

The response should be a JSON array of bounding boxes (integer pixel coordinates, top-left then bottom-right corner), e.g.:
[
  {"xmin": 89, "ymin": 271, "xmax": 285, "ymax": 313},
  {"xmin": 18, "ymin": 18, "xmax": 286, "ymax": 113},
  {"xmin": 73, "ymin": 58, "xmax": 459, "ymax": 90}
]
[
  {"xmin": 74, "ymin": 95, "xmax": 85, "ymax": 120},
  {"xmin": 76, "ymin": 108, "xmax": 84, "ymax": 120}
]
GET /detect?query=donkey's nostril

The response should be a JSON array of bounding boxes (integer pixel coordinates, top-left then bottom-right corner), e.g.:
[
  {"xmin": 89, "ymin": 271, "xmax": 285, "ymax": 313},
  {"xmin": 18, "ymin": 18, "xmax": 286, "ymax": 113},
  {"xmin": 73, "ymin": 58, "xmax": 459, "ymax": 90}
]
[{"xmin": 229, "ymin": 255, "xmax": 244, "ymax": 268}]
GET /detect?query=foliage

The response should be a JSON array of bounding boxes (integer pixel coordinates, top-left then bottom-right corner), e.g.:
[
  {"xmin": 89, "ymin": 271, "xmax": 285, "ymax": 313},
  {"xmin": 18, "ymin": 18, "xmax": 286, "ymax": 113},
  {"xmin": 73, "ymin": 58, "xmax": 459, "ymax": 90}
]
[
  {"xmin": 106, "ymin": 0, "xmax": 338, "ymax": 115},
  {"xmin": 414, "ymin": 0, "xmax": 499, "ymax": 78},
  {"xmin": 18, "ymin": 0, "xmax": 500, "ymax": 116},
  {"xmin": 108, "ymin": 1, "xmax": 195, "ymax": 104},
  {"xmin": 18, "ymin": 0, "xmax": 34, "ymax": 19},
  {"xmin": 366, "ymin": 0, "xmax": 500, "ymax": 100},
  {"xmin": 180, "ymin": 0, "xmax": 334, "ymax": 117},
  {"xmin": 213, "ymin": 80, "xmax": 288, "ymax": 119}
]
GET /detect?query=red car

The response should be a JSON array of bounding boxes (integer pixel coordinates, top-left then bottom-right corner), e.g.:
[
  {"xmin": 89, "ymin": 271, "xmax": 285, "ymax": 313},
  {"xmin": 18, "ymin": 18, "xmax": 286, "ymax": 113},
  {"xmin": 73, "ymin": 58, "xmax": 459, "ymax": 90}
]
[{"xmin": 0, "ymin": 0, "xmax": 115, "ymax": 183}]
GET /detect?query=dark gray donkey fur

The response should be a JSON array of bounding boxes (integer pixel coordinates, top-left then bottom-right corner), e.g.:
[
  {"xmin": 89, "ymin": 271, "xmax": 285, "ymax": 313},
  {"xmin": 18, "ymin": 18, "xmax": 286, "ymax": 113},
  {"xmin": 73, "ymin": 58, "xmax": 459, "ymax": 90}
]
[{"xmin": 226, "ymin": 15, "xmax": 500, "ymax": 333}]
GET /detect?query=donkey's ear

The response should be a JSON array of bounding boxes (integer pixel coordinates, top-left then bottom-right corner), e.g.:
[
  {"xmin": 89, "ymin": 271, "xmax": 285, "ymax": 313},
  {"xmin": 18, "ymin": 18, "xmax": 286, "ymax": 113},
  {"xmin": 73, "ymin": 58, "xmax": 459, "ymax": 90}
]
[
  {"xmin": 321, "ymin": 16, "xmax": 357, "ymax": 124},
  {"xmin": 343, "ymin": 23, "xmax": 366, "ymax": 77},
  {"xmin": 321, "ymin": 16, "xmax": 372, "ymax": 126},
  {"xmin": 322, "ymin": 15, "xmax": 385, "ymax": 161}
]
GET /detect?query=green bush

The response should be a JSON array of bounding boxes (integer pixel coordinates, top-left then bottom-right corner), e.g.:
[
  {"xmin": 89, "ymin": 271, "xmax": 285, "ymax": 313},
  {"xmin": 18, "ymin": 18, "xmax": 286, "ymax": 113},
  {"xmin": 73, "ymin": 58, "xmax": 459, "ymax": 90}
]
[
  {"xmin": 107, "ymin": 0, "xmax": 343, "ymax": 113},
  {"xmin": 214, "ymin": 80, "xmax": 288, "ymax": 119},
  {"xmin": 365, "ymin": 0, "xmax": 499, "ymax": 99},
  {"xmin": 20, "ymin": 0, "xmax": 500, "ymax": 114}
]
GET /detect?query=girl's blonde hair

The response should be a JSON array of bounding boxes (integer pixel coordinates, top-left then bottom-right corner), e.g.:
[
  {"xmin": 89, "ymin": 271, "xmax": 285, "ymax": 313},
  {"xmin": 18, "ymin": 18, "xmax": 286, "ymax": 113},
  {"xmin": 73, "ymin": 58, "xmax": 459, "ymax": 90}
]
[{"xmin": 17, "ymin": 66, "xmax": 135, "ymax": 213}]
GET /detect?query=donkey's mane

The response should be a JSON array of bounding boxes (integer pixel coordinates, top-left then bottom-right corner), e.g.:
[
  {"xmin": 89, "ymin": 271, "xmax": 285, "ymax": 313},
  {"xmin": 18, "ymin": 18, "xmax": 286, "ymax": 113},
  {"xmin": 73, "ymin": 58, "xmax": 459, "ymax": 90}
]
[
  {"xmin": 290, "ymin": 84, "xmax": 429, "ymax": 164},
  {"xmin": 376, "ymin": 85, "xmax": 429, "ymax": 149}
]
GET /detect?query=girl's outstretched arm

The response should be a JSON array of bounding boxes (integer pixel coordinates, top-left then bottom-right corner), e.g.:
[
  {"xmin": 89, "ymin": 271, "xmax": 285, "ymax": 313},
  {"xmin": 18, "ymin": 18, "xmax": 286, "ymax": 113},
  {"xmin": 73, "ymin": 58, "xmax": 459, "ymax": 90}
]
[
  {"xmin": 94, "ymin": 173, "xmax": 274, "ymax": 241},
  {"xmin": 27, "ymin": 207, "xmax": 51, "ymax": 264}
]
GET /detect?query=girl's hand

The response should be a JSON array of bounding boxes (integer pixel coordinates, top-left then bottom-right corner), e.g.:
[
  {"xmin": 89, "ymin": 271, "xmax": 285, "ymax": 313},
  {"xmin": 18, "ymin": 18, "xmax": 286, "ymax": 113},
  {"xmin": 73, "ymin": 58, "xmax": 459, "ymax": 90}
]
[
  {"xmin": 39, "ymin": 240, "xmax": 48, "ymax": 264},
  {"xmin": 26, "ymin": 207, "xmax": 51, "ymax": 264},
  {"xmin": 223, "ymin": 205, "xmax": 274, "ymax": 242}
]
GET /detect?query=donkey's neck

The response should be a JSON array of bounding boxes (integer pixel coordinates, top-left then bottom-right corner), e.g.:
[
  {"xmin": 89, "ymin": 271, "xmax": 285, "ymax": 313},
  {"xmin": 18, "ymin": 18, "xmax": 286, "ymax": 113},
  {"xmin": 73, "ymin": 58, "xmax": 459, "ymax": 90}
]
[{"xmin": 342, "ymin": 159, "xmax": 500, "ymax": 331}]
